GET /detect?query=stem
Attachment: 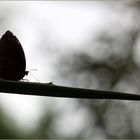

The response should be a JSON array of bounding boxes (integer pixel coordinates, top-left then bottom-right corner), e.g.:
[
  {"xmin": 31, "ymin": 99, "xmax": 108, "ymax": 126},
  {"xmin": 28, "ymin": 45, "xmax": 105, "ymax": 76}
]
[{"xmin": 0, "ymin": 80, "xmax": 140, "ymax": 100}]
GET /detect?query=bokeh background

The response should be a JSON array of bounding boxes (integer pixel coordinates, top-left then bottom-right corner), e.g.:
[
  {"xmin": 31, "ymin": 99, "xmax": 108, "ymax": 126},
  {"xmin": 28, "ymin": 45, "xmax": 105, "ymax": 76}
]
[{"xmin": 1, "ymin": 1, "xmax": 140, "ymax": 139}]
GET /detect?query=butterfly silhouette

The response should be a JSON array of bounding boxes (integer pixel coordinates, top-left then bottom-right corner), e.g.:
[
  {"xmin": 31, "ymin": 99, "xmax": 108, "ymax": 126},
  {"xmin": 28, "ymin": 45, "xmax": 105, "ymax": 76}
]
[{"xmin": 0, "ymin": 31, "xmax": 28, "ymax": 81}]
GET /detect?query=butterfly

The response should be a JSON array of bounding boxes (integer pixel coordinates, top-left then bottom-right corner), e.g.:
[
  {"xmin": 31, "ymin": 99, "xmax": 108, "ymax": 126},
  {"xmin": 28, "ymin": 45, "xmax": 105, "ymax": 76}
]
[{"xmin": 0, "ymin": 30, "xmax": 28, "ymax": 81}]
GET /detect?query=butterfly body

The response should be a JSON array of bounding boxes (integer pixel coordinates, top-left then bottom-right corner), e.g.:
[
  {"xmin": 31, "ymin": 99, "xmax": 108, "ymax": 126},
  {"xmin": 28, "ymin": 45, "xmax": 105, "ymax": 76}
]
[{"xmin": 0, "ymin": 31, "xmax": 28, "ymax": 81}]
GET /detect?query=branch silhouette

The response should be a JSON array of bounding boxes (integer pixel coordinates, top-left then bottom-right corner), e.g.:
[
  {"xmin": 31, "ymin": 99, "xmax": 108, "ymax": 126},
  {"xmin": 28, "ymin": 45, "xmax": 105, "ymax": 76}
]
[{"xmin": 0, "ymin": 80, "xmax": 140, "ymax": 100}]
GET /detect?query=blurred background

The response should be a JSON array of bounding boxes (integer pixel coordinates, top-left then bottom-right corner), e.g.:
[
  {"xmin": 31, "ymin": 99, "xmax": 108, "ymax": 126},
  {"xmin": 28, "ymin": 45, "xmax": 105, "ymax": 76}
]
[{"xmin": 1, "ymin": 1, "xmax": 140, "ymax": 139}]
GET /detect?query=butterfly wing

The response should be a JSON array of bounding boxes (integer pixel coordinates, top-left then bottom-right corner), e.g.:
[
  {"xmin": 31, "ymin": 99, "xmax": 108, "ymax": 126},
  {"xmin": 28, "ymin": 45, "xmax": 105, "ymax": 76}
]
[{"xmin": 0, "ymin": 31, "xmax": 27, "ymax": 80}]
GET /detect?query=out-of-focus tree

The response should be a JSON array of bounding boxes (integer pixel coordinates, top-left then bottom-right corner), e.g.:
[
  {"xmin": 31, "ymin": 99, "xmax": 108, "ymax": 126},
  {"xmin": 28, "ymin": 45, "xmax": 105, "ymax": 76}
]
[
  {"xmin": 2, "ymin": 1, "xmax": 140, "ymax": 139},
  {"xmin": 0, "ymin": 107, "xmax": 19, "ymax": 138},
  {"xmin": 52, "ymin": 2, "xmax": 140, "ymax": 139}
]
